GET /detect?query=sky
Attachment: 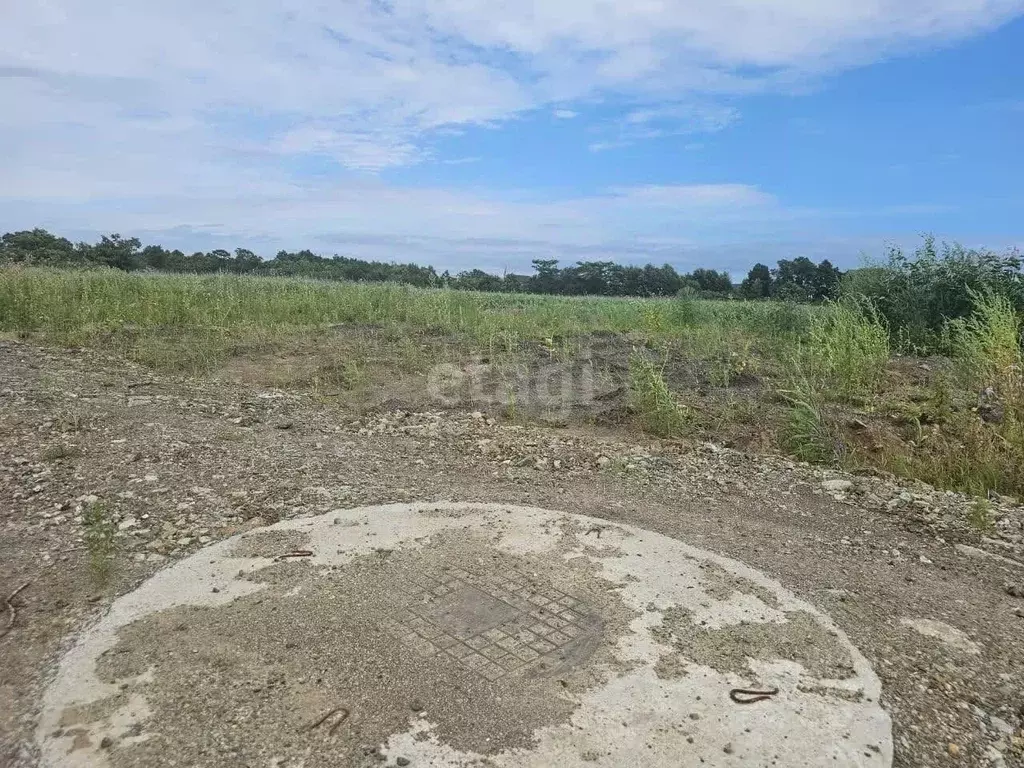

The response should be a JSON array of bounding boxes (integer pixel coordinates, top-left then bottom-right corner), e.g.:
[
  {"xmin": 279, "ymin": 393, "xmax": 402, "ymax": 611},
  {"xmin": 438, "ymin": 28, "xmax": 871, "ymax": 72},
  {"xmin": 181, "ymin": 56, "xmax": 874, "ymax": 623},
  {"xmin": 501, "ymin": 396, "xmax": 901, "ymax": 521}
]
[{"xmin": 2, "ymin": 1, "xmax": 1023, "ymax": 277}]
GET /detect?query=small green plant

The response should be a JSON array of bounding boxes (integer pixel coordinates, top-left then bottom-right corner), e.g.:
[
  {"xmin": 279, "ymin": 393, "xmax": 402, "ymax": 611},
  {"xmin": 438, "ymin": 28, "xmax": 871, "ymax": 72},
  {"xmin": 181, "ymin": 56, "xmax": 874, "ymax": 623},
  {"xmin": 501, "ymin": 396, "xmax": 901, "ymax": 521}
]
[
  {"xmin": 968, "ymin": 497, "xmax": 996, "ymax": 533},
  {"xmin": 782, "ymin": 397, "xmax": 838, "ymax": 463},
  {"xmin": 504, "ymin": 381, "xmax": 518, "ymax": 422},
  {"xmin": 83, "ymin": 500, "xmax": 117, "ymax": 584},
  {"xmin": 628, "ymin": 350, "xmax": 689, "ymax": 437}
]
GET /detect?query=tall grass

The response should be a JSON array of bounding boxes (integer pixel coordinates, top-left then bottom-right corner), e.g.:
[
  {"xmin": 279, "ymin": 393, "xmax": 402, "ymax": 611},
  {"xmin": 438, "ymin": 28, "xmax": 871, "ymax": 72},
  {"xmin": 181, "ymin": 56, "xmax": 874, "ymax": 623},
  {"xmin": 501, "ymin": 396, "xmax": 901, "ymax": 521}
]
[
  {"xmin": 863, "ymin": 291, "xmax": 1024, "ymax": 497},
  {"xmin": 628, "ymin": 350, "xmax": 691, "ymax": 437},
  {"xmin": 0, "ymin": 267, "xmax": 791, "ymax": 341},
  {"xmin": 0, "ymin": 267, "xmax": 816, "ymax": 371},
  {"xmin": 802, "ymin": 298, "xmax": 890, "ymax": 402}
]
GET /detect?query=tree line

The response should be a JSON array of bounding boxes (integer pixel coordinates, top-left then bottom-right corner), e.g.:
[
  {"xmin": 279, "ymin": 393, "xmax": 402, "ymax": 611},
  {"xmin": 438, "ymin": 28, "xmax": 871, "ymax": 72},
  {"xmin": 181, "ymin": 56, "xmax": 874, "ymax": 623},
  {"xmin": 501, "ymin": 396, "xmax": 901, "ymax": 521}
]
[{"xmin": 1, "ymin": 227, "xmax": 845, "ymax": 302}]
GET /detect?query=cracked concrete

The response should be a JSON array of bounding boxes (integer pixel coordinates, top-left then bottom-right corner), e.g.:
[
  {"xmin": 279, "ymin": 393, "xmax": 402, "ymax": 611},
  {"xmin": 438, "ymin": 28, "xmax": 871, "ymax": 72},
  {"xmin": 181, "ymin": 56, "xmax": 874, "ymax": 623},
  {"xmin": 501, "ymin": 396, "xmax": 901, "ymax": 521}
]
[{"xmin": 38, "ymin": 503, "xmax": 892, "ymax": 767}]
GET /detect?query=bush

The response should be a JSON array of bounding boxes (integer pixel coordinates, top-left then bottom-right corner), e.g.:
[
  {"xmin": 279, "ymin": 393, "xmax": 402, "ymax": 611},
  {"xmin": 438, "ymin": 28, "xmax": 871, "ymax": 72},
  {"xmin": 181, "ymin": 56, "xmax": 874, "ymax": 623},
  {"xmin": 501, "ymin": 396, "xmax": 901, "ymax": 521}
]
[{"xmin": 846, "ymin": 236, "xmax": 1024, "ymax": 353}]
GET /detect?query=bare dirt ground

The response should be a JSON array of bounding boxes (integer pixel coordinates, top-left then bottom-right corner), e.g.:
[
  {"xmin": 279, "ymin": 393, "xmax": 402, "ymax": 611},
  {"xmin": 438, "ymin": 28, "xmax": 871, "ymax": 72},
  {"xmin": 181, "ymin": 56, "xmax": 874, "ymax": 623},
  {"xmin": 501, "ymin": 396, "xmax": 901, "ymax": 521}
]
[{"xmin": 1, "ymin": 338, "xmax": 1023, "ymax": 767}]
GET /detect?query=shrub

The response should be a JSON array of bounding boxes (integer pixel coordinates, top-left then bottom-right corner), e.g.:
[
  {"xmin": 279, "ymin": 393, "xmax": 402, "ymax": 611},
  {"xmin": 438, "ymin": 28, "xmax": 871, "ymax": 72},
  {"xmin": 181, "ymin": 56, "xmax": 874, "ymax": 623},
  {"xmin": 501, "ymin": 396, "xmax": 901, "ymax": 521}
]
[{"xmin": 846, "ymin": 236, "xmax": 1024, "ymax": 352}]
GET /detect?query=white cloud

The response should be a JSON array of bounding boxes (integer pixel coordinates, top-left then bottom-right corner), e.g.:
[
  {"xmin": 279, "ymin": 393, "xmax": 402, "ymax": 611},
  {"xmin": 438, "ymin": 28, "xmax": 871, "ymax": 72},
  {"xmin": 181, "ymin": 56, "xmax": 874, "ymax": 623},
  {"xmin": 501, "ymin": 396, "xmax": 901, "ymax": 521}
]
[
  {"xmin": 1, "ymin": 0, "xmax": 1021, "ymax": 263},
  {"xmin": 589, "ymin": 101, "xmax": 740, "ymax": 151}
]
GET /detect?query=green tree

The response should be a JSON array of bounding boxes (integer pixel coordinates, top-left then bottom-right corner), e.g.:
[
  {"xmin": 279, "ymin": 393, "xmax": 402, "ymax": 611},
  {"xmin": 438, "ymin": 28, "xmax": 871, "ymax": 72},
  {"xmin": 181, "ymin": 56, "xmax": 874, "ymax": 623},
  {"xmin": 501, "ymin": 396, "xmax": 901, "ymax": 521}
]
[
  {"xmin": 687, "ymin": 268, "xmax": 732, "ymax": 297},
  {"xmin": 0, "ymin": 229, "xmax": 78, "ymax": 265},
  {"xmin": 529, "ymin": 259, "xmax": 561, "ymax": 294},
  {"xmin": 740, "ymin": 263, "xmax": 773, "ymax": 299},
  {"xmin": 92, "ymin": 234, "xmax": 142, "ymax": 271}
]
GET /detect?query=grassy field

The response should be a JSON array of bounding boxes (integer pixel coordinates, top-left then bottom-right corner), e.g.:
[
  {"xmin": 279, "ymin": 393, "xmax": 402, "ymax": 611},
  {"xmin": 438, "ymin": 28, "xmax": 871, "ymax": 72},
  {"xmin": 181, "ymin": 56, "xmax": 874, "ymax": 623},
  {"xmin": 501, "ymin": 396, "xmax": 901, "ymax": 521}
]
[{"xmin": 2, "ymin": 266, "xmax": 1021, "ymax": 500}]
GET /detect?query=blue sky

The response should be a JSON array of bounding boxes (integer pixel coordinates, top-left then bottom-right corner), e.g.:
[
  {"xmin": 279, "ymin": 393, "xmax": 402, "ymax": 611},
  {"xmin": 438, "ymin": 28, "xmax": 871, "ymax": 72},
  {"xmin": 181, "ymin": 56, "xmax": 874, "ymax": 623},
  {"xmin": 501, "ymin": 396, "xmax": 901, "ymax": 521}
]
[{"xmin": 2, "ymin": 1, "xmax": 1022, "ymax": 277}]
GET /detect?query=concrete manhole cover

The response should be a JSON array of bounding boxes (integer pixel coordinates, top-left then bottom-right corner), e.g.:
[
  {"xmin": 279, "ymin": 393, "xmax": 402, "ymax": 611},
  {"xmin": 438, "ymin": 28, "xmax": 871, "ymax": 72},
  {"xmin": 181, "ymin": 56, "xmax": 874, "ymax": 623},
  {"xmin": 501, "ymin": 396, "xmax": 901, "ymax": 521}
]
[{"xmin": 39, "ymin": 503, "xmax": 892, "ymax": 767}]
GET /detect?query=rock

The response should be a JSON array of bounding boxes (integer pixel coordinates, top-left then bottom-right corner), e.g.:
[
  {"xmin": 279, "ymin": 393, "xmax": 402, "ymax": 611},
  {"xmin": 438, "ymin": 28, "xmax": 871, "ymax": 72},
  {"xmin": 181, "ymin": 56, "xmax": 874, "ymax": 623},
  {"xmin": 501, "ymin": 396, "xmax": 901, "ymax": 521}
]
[
  {"xmin": 948, "ymin": 743, "xmax": 960, "ymax": 758},
  {"xmin": 822, "ymin": 479, "xmax": 853, "ymax": 494},
  {"xmin": 722, "ymin": 743, "xmax": 734, "ymax": 755},
  {"xmin": 100, "ymin": 736, "xmax": 114, "ymax": 749},
  {"xmin": 919, "ymin": 555, "xmax": 933, "ymax": 565},
  {"xmin": 1005, "ymin": 583, "xmax": 1024, "ymax": 599},
  {"xmin": 396, "ymin": 758, "xmax": 411, "ymax": 767},
  {"xmin": 989, "ymin": 715, "xmax": 1013, "ymax": 736},
  {"xmin": 900, "ymin": 618, "xmax": 981, "ymax": 654}
]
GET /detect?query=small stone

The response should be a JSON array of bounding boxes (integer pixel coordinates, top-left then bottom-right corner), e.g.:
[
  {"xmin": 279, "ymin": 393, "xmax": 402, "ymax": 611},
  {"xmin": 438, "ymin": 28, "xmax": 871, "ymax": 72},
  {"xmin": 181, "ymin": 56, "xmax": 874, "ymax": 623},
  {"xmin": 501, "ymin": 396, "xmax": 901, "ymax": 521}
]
[
  {"xmin": 274, "ymin": 421, "xmax": 294, "ymax": 430},
  {"xmin": 723, "ymin": 743, "xmax": 734, "ymax": 755},
  {"xmin": 948, "ymin": 743, "xmax": 960, "ymax": 758},
  {"xmin": 1015, "ymin": 608, "xmax": 1024, "ymax": 619},
  {"xmin": 1005, "ymin": 583, "xmax": 1024, "ymax": 599},
  {"xmin": 410, "ymin": 699, "xmax": 425, "ymax": 712},
  {"xmin": 822, "ymin": 479, "xmax": 853, "ymax": 493},
  {"xmin": 396, "ymin": 758, "xmax": 411, "ymax": 767},
  {"xmin": 100, "ymin": 736, "xmax": 114, "ymax": 749},
  {"xmin": 596, "ymin": 456, "xmax": 611, "ymax": 468},
  {"xmin": 919, "ymin": 555, "xmax": 933, "ymax": 565},
  {"xmin": 211, "ymin": 587, "xmax": 220, "ymax": 593}
]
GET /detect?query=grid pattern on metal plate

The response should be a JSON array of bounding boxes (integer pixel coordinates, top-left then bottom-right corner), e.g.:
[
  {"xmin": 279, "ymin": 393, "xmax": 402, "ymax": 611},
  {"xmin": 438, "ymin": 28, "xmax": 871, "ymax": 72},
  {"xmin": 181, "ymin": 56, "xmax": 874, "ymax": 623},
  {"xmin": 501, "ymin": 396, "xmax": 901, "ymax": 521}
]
[{"xmin": 382, "ymin": 567, "xmax": 595, "ymax": 681}]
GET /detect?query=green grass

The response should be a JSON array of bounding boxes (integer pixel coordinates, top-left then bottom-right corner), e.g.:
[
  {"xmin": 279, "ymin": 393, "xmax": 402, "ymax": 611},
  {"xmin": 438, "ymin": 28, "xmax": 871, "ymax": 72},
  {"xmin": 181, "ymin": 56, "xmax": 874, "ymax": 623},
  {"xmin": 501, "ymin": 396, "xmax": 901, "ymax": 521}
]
[
  {"xmin": 0, "ymin": 266, "xmax": 813, "ymax": 344},
  {"xmin": 4, "ymin": 265, "xmax": 1023, "ymax": 497},
  {"xmin": 0, "ymin": 266, "xmax": 815, "ymax": 379}
]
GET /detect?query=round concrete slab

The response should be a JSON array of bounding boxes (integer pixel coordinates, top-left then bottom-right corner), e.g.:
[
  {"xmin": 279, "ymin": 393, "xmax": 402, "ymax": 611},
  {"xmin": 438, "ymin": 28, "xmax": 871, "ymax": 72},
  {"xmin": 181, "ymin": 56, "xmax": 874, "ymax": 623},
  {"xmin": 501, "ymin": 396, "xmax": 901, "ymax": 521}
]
[{"xmin": 39, "ymin": 503, "xmax": 893, "ymax": 767}]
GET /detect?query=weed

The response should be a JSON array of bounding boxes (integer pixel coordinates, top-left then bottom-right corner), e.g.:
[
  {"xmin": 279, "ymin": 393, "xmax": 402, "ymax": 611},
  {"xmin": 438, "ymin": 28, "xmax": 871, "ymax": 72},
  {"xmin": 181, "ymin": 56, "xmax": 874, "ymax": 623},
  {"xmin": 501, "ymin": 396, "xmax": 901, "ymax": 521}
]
[
  {"xmin": 504, "ymin": 381, "xmax": 518, "ymax": 422},
  {"xmin": 782, "ymin": 397, "xmax": 839, "ymax": 463},
  {"xmin": 804, "ymin": 298, "xmax": 890, "ymax": 401},
  {"xmin": 82, "ymin": 500, "xmax": 116, "ymax": 584},
  {"xmin": 628, "ymin": 350, "xmax": 689, "ymax": 437},
  {"xmin": 968, "ymin": 497, "xmax": 996, "ymax": 533},
  {"xmin": 55, "ymin": 404, "xmax": 85, "ymax": 433},
  {"xmin": 950, "ymin": 290, "xmax": 1023, "ymax": 410}
]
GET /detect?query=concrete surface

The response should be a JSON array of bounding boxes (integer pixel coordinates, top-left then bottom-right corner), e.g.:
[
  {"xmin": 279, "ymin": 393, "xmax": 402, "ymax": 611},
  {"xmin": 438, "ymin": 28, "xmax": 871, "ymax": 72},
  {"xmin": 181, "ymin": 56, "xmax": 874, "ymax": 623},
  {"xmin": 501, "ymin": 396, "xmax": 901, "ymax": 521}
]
[{"xmin": 38, "ymin": 503, "xmax": 893, "ymax": 767}]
